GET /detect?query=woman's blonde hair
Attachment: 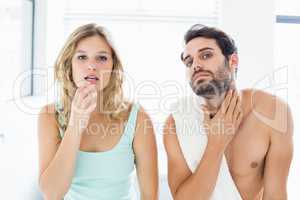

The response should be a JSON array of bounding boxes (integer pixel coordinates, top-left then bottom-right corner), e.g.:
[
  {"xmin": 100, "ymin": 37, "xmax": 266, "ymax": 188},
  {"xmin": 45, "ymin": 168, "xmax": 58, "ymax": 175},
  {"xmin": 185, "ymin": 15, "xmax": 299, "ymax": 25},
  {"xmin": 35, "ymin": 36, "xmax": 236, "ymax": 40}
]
[{"xmin": 54, "ymin": 23, "xmax": 128, "ymax": 132}]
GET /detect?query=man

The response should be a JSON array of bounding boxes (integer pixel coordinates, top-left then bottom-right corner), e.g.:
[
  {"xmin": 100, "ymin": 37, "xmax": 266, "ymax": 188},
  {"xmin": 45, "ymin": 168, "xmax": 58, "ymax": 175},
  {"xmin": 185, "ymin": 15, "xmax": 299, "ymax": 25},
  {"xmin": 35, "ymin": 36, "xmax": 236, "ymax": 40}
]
[{"xmin": 163, "ymin": 24, "xmax": 293, "ymax": 200}]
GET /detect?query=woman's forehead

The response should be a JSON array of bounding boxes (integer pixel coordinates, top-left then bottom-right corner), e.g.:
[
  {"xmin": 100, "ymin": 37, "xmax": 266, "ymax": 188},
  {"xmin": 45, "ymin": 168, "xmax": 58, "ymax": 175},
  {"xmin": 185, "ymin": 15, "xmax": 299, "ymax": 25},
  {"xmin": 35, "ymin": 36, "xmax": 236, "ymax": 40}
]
[{"xmin": 75, "ymin": 35, "xmax": 112, "ymax": 53}]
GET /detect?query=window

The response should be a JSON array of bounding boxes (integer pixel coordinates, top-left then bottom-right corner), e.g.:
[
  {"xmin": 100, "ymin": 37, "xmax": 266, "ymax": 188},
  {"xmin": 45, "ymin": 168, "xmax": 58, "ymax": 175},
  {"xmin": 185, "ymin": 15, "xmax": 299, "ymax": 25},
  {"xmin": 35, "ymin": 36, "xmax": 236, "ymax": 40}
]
[
  {"xmin": 0, "ymin": 0, "xmax": 33, "ymax": 101},
  {"xmin": 276, "ymin": 0, "xmax": 300, "ymax": 16}
]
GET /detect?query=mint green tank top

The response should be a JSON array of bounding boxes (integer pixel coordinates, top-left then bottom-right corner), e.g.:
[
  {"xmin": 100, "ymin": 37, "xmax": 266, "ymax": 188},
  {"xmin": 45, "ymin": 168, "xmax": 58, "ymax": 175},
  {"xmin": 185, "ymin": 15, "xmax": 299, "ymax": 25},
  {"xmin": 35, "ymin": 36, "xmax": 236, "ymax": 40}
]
[{"xmin": 55, "ymin": 103, "xmax": 140, "ymax": 200}]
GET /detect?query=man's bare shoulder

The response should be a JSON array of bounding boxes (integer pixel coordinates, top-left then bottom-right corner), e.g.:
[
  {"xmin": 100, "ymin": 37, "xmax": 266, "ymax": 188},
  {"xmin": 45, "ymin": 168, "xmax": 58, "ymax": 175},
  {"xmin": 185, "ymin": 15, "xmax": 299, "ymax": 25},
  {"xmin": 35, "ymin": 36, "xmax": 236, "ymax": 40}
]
[{"xmin": 241, "ymin": 89, "xmax": 293, "ymax": 134}]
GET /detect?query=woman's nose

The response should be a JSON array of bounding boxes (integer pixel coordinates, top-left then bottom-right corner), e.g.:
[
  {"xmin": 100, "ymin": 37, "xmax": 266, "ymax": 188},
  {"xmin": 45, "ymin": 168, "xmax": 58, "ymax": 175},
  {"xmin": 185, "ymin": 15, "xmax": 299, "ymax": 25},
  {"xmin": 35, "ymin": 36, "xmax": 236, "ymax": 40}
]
[{"xmin": 88, "ymin": 63, "xmax": 96, "ymax": 71}]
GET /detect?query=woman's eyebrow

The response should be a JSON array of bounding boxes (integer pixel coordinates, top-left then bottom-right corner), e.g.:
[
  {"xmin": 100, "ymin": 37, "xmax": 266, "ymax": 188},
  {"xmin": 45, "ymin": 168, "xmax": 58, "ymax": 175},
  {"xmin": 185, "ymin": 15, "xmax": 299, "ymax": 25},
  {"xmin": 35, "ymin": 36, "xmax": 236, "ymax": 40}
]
[
  {"xmin": 75, "ymin": 50, "xmax": 86, "ymax": 53},
  {"xmin": 74, "ymin": 50, "xmax": 110, "ymax": 54},
  {"xmin": 96, "ymin": 51, "xmax": 110, "ymax": 54}
]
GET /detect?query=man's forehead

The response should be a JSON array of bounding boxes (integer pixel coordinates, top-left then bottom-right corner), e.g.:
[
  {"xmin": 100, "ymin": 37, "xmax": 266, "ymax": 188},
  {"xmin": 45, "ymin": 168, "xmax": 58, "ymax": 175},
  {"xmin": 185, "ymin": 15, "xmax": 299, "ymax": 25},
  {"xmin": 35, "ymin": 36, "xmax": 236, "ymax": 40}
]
[{"xmin": 183, "ymin": 37, "xmax": 219, "ymax": 55}]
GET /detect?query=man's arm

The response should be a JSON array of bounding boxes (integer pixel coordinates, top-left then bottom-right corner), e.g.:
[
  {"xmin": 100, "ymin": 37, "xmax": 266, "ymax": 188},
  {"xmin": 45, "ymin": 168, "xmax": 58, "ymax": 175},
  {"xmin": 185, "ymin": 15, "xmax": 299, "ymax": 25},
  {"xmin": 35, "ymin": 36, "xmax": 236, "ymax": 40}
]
[
  {"xmin": 163, "ymin": 89, "xmax": 242, "ymax": 200},
  {"xmin": 163, "ymin": 115, "xmax": 224, "ymax": 200},
  {"xmin": 262, "ymin": 99, "xmax": 294, "ymax": 200}
]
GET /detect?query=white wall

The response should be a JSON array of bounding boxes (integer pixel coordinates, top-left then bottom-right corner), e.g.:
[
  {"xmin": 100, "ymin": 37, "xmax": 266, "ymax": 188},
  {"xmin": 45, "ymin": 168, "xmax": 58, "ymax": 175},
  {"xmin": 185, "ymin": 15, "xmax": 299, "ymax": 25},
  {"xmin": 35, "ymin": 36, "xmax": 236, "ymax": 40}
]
[
  {"xmin": 221, "ymin": 0, "xmax": 275, "ymax": 90},
  {"xmin": 221, "ymin": 1, "xmax": 300, "ymax": 199}
]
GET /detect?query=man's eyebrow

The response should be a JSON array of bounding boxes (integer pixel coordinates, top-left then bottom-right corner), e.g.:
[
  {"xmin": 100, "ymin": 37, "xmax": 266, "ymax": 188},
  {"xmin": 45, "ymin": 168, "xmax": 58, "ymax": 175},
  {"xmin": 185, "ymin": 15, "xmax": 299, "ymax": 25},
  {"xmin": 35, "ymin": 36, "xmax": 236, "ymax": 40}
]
[
  {"xmin": 182, "ymin": 47, "xmax": 214, "ymax": 61},
  {"xmin": 182, "ymin": 54, "xmax": 190, "ymax": 62},
  {"xmin": 198, "ymin": 47, "xmax": 214, "ymax": 52}
]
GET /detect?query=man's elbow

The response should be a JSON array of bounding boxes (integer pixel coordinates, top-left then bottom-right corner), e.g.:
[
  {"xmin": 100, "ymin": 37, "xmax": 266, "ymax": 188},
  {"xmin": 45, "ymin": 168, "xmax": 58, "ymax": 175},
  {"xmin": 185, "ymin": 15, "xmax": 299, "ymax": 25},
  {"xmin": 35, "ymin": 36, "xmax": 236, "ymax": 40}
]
[
  {"xmin": 140, "ymin": 187, "xmax": 159, "ymax": 200},
  {"xmin": 141, "ymin": 192, "xmax": 158, "ymax": 200},
  {"xmin": 174, "ymin": 188, "xmax": 210, "ymax": 200},
  {"xmin": 263, "ymin": 190, "xmax": 287, "ymax": 200}
]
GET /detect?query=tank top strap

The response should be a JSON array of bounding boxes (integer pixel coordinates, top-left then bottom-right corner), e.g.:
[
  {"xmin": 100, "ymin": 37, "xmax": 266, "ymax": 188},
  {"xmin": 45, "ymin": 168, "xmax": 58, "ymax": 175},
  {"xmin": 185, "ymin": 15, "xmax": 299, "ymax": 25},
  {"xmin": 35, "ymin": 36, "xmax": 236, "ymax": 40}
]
[
  {"xmin": 122, "ymin": 103, "xmax": 140, "ymax": 143},
  {"xmin": 54, "ymin": 101, "xmax": 65, "ymax": 138}
]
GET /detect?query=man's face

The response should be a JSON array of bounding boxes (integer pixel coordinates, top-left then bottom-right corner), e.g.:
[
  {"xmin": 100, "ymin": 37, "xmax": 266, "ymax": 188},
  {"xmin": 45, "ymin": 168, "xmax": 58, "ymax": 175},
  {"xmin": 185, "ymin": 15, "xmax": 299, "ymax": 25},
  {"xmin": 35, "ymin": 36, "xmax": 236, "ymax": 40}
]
[{"xmin": 182, "ymin": 37, "xmax": 235, "ymax": 98}]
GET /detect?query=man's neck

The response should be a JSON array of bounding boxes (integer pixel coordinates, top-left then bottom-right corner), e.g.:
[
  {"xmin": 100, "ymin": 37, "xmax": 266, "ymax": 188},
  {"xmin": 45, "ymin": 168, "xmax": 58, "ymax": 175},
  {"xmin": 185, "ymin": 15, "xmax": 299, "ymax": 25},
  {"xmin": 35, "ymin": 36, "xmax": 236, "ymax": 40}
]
[{"xmin": 203, "ymin": 92, "xmax": 227, "ymax": 115}]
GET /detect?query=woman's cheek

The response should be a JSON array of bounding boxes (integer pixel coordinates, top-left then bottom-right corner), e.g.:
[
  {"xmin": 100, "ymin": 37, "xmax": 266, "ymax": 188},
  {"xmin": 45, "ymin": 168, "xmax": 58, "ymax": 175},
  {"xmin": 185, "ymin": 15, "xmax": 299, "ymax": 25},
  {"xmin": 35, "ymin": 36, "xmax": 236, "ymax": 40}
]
[{"xmin": 72, "ymin": 65, "xmax": 84, "ymax": 87}]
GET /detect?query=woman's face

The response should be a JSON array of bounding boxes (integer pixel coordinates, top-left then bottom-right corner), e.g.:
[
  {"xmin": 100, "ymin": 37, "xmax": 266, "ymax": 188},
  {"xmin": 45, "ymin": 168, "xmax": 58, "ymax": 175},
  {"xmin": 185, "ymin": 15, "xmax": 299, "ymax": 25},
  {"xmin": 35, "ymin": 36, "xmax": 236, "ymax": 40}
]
[{"xmin": 71, "ymin": 35, "xmax": 113, "ymax": 91}]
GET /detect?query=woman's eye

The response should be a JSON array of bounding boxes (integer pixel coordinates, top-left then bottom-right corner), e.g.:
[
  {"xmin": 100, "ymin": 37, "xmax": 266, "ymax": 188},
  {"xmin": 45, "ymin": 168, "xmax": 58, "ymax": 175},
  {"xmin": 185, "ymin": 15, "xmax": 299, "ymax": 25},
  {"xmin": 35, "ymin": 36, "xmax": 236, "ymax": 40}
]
[
  {"xmin": 77, "ymin": 55, "xmax": 87, "ymax": 60},
  {"xmin": 97, "ymin": 56, "xmax": 108, "ymax": 62}
]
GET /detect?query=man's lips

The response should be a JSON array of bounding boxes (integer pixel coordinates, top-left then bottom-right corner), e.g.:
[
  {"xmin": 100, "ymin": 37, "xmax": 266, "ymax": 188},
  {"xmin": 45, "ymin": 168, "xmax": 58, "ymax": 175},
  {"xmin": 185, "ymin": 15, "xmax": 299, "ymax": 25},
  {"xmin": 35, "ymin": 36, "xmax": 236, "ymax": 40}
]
[{"xmin": 192, "ymin": 72, "xmax": 211, "ymax": 82}]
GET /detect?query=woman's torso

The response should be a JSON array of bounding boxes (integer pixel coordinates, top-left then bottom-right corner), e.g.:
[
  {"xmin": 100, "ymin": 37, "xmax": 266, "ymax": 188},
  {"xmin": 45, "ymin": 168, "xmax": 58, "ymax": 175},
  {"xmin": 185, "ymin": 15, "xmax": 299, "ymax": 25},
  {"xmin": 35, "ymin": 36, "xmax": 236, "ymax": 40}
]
[{"xmin": 56, "ymin": 103, "xmax": 140, "ymax": 200}]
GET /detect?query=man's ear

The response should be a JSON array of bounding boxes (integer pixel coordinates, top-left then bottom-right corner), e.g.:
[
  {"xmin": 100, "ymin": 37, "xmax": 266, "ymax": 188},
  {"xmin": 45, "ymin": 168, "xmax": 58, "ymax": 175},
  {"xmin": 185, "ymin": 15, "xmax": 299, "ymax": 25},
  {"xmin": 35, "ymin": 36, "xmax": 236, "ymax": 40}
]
[{"xmin": 229, "ymin": 53, "xmax": 239, "ymax": 72}]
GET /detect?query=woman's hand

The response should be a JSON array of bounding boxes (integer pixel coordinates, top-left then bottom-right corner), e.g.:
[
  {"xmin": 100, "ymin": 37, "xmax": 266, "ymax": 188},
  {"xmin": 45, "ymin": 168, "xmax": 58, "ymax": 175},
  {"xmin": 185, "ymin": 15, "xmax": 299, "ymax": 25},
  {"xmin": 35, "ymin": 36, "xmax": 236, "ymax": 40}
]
[{"xmin": 69, "ymin": 82, "xmax": 97, "ymax": 134}]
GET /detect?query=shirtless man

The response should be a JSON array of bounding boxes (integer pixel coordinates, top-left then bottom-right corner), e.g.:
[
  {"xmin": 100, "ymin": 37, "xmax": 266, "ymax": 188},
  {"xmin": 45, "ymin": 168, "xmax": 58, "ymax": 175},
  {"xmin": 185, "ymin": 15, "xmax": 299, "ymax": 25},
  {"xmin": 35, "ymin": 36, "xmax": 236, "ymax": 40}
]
[{"xmin": 163, "ymin": 24, "xmax": 293, "ymax": 200}]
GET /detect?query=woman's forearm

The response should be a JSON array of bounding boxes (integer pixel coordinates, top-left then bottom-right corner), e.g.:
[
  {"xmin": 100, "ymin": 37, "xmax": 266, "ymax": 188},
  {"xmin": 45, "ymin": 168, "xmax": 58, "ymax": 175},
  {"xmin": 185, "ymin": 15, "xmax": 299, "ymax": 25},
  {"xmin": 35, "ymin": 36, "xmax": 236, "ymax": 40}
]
[{"xmin": 39, "ymin": 125, "xmax": 81, "ymax": 199}]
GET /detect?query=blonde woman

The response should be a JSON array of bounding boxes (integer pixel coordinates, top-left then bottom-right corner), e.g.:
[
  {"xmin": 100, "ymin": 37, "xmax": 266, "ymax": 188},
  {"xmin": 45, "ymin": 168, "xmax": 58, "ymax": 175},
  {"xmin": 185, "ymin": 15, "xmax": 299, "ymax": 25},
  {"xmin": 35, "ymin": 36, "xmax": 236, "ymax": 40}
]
[{"xmin": 38, "ymin": 23, "xmax": 158, "ymax": 200}]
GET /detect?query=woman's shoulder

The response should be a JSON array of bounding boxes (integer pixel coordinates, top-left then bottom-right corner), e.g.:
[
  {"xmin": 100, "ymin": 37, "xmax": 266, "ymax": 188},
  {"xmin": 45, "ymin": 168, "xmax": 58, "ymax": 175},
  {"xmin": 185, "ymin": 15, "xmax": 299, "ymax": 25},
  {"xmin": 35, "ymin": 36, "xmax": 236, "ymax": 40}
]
[
  {"xmin": 118, "ymin": 101, "xmax": 150, "ymax": 123},
  {"xmin": 38, "ymin": 103, "xmax": 61, "ymax": 140},
  {"xmin": 133, "ymin": 103, "xmax": 152, "ymax": 126},
  {"xmin": 38, "ymin": 103, "xmax": 59, "ymax": 127},
  {"xmin": 39, "ymin": 103, "xmax": 57, "ymax": 116}
]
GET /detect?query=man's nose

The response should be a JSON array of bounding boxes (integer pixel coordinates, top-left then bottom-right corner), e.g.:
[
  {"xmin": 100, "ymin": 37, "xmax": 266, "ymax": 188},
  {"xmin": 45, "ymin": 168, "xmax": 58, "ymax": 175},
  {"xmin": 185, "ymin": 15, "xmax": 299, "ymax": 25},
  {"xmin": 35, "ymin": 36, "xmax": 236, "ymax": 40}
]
[
  {"xmin": 193, "ymin": 64, "xmax": 201, "ymax": 72},
  {"xmin": 192, "ymin": 59, "xmax": 203, "ymax": 72}
]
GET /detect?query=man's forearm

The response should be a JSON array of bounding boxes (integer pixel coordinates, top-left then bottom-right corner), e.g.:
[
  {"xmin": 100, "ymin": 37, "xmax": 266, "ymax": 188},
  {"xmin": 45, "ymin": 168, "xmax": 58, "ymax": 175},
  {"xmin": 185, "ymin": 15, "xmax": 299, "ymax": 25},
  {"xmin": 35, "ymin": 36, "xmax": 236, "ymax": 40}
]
[{"xmin": 174, "ymin": 143, "xmax": 224, "ymax": 200}]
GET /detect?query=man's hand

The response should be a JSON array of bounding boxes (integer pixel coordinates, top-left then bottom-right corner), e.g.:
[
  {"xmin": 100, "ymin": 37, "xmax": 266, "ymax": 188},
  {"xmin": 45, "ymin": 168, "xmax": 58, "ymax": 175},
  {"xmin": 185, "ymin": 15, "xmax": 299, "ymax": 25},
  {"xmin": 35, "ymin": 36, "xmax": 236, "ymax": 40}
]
[{"xmin": 202, "ymin": 89, "xmax": 243, "ymax": 151}]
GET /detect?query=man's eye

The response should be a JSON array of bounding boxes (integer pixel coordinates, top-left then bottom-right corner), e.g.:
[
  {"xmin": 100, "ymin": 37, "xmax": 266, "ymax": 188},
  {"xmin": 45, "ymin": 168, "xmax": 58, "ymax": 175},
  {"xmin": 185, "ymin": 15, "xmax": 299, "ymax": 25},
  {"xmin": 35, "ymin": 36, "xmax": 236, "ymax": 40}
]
[
  {"xmin": 184, "ymin": 59, "xmax": 193, "ymax": 68},
  {"xmin": 186, "ymin": 61, "xmax": 192, "ymax": 68},
  {"xmin": 77, "ymin": 55, "xmax": 87, "ymax": 60},
  {"xmin": 201, "ymin": 52, "xmax": 212, "ymax": 60}
]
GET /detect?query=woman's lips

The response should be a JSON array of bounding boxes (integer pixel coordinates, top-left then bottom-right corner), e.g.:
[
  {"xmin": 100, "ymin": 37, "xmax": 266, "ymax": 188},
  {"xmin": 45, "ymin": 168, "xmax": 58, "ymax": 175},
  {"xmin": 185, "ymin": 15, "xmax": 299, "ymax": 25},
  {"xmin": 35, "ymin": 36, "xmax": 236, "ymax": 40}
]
[{"xmin": 84, "ymin": 75, "xmax": 99, "ymax": 84}]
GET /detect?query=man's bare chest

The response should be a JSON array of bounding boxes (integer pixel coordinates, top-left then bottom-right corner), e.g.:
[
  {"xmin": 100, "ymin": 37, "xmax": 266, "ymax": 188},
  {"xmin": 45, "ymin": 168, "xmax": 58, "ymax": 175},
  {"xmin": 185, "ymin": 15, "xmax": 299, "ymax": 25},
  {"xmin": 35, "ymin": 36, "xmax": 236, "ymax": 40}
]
[{"xmin": 225, "ymin": 113, "xmax": 270, "ymax": 178}]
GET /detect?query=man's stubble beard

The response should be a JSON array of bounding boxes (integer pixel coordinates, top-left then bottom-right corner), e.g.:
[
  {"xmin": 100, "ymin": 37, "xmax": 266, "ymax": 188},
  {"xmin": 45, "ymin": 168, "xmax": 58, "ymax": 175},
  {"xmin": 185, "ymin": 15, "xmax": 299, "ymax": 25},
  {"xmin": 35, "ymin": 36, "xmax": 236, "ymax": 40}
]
[{"xmin": 190, "ymin": 60, "xmax": 233, "ymax": 99}]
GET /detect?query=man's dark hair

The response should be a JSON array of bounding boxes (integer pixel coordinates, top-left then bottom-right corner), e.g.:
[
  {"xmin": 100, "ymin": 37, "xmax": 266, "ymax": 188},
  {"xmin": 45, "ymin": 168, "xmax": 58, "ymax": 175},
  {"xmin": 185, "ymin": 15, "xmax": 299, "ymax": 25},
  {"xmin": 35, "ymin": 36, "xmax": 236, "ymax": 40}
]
[{"xmin": 181, "ymin": 24, "xmax": 237, "ymax": 61}]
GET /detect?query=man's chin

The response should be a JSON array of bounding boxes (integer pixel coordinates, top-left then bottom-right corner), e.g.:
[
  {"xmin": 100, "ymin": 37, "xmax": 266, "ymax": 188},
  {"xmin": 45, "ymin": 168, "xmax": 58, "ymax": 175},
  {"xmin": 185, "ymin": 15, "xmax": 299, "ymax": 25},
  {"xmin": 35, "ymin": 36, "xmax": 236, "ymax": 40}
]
[
  {"xmin": 193, "ymin": 86, "xmax": 224, "ymax": 98},
  {"xmin": 195, "ymin": 92, "xmax": 216, "ymax": 99}
]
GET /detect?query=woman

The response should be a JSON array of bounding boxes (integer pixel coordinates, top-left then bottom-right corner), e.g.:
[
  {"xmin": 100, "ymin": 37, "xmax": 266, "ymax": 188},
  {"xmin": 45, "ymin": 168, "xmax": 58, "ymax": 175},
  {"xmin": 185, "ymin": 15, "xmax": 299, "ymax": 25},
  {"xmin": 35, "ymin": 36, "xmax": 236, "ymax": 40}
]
[{"xmin": 37, "ymin": 23, "xmax": 158, "ymax": 200}]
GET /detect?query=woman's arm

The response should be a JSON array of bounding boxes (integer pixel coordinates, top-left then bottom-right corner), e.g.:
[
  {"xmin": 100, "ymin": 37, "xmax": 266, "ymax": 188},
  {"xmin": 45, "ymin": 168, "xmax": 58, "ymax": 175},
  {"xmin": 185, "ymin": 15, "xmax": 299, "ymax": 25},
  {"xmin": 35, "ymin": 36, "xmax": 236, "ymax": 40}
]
[
  {"xmin": 133, "ymin": 107, "xmax": 159, "ymax": 200},
  {"xmin": 38, "ymin": 104, "xmax": 82, "ymax": 200},
  {"xmin": 38, "ymin": 83, "xmax": 97, "ymax": 200}
]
